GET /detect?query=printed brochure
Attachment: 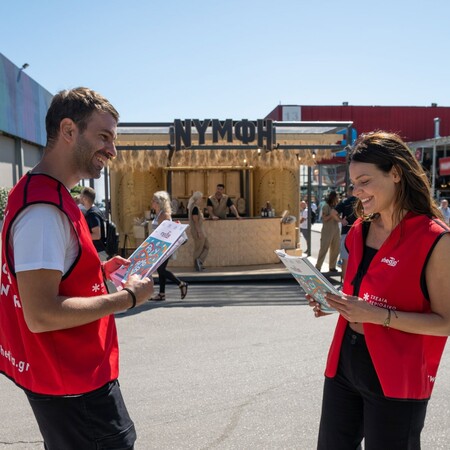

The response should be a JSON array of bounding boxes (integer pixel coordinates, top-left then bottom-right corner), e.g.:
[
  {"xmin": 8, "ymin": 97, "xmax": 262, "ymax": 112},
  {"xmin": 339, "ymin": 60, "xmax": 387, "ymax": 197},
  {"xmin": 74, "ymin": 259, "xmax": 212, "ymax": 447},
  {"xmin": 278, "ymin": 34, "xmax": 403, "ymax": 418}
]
[
  {"xmin": 110, "ymin": 220, "xmax": 189, "ymax": 289},
  {"xmin": 275, "ymin": 249, "xmax": 341, "ymax": 313}
]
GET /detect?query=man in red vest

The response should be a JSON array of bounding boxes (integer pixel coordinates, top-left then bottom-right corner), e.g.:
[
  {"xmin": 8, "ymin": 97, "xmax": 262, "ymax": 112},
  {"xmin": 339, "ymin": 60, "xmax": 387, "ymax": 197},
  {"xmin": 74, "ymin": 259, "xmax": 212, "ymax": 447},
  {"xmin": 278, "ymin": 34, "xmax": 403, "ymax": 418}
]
[{"xmin": 0, "ymin": 87, "xmax": 153, "ymax": 449}]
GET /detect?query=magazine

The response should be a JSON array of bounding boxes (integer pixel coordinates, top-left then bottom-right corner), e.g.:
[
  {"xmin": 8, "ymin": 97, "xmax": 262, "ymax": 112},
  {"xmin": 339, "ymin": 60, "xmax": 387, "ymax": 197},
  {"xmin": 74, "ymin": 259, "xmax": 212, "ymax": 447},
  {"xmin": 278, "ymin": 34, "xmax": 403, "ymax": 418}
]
[
  {"xmin": 110, "ymin": 220, "xmax": 189, "ymax": 289},
  {"xmin": 275, "ymin": 249, "xmax": 341, "ymax": 313}
]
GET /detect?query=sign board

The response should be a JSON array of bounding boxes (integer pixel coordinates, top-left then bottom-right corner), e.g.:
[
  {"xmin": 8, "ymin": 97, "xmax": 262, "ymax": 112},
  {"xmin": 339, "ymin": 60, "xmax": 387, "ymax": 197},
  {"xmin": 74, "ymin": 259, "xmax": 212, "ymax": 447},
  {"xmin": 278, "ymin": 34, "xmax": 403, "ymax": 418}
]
[
  {"xmin": 174, "ymin": 119, "xmax": 274, "ymax": 151},
  {"xmin": 439, "ymin": 156, "xmax": 450, "ymax": 176}
]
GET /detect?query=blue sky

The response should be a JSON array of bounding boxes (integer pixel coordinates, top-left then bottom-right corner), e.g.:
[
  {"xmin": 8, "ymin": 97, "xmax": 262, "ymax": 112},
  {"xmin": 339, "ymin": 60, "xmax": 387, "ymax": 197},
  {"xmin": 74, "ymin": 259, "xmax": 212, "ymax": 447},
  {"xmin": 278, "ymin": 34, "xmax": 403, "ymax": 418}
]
[{"xmin": 2, "ymin": 0, "xmax": 450, "ymax": 122}]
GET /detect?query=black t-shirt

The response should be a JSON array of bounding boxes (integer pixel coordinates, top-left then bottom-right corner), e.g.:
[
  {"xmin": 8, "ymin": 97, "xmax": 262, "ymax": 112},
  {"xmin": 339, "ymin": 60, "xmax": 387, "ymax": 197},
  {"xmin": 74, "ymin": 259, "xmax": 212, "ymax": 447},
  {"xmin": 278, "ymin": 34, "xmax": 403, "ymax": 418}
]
[
  {"xmin": 335, "ymin": 196, "xmax": 357, "ymax": 235},
  {"xmin": 85, "ymin": 206, "xmax": 106, "ymax": 252}
]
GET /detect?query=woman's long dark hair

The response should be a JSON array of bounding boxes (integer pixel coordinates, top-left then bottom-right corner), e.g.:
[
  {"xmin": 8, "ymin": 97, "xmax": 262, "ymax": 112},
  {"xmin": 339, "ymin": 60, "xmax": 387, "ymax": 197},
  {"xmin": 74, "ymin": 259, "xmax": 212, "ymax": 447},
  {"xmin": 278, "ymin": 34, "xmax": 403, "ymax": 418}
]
[
  {"xmin": 348, "ymin": 131, "xmax": 442, "ymax": 222},
  {"xmin": 326, "ymin": 191, "xmax": 338, "ymax": 207}
]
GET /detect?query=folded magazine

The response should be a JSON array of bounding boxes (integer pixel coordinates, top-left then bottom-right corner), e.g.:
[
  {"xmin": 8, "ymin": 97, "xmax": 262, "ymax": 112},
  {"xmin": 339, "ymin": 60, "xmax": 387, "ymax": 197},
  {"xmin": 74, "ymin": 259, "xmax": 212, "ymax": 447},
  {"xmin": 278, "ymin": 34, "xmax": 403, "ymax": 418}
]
[
  {"xmin": 110, "ymin": 220, "xmax": 189, "ymax": 289},
  {"xmin": 275, "ymin": 249, "xmax": 341, "ymax": 313}
]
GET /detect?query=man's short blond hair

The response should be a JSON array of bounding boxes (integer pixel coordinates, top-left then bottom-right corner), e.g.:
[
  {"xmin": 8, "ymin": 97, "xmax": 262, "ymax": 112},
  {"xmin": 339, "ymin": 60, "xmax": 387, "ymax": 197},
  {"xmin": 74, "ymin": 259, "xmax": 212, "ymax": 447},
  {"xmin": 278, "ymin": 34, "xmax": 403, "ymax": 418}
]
[{"xmin": 81, "ymin": 186, "xmax": 96, "ymax": 203}]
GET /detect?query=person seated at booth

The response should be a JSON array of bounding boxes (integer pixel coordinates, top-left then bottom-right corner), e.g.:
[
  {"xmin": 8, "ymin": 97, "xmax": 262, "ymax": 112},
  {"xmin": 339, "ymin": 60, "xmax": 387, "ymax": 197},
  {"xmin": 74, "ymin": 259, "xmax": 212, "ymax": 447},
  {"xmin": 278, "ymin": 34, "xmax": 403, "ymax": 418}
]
[{"xmin": 207, "ymin": 184, "xmax": 242, "ymax": 220}]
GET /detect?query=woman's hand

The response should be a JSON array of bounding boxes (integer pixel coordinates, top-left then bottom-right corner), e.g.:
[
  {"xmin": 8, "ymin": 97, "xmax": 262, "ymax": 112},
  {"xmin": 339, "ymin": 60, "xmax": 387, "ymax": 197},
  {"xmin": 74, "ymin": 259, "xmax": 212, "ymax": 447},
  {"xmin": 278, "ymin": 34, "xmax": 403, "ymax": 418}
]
[
  {"xmin": 306, "ymin": 294, "xmax": 332, "ymax": 318},
  {"xmin": 325, "ymin": 293, "xmax": 385, "ymax": 324}
]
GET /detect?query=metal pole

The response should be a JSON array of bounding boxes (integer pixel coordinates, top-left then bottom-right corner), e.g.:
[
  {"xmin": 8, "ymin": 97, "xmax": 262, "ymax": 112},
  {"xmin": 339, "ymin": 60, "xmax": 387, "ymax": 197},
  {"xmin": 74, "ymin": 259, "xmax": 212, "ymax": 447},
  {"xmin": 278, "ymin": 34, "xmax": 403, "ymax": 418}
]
[
  {"xmin": 432, "ymin": 140, "xmax": 437, "ymax": 198},
  {"xmin": 432, "ymin": 118, "xmax": 441, "ymax": 199},
  {"xmin": 307, "ymin": 165, "xmax": 312, "ymax": 256},
  {"xmin": 104, "ymin": 167, "xmax": 110, "ymax": 219}
]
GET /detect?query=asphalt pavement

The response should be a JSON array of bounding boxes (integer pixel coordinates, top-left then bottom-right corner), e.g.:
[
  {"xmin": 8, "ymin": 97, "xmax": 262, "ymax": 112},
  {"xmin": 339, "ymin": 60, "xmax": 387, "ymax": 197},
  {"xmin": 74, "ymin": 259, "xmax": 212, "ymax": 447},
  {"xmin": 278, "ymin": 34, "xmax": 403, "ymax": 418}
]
[{"xmin": 1, "ymin": 225, "xmax": 450, "ymax": 449}]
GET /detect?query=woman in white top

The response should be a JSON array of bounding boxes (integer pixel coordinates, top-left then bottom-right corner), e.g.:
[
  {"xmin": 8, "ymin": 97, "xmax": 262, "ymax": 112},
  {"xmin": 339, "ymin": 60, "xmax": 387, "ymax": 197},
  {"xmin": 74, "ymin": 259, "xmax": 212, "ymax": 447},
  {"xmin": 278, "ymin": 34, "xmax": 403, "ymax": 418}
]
[{"xmin": 150, "ymin": 191, "xmax": 188, "ymax": 301}]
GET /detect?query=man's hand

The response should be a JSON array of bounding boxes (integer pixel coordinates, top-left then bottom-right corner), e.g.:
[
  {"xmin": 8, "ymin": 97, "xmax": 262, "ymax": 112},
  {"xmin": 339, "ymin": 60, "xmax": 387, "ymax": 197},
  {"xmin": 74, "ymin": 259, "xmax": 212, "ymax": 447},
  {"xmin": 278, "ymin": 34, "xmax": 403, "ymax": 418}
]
[
  {"xmin": 103, "ymin": 256, "xmax": 130, "ymax": 280},
  {"xmin": 124, "ymin": 274, "xmax": 154, "ymax": 307}
]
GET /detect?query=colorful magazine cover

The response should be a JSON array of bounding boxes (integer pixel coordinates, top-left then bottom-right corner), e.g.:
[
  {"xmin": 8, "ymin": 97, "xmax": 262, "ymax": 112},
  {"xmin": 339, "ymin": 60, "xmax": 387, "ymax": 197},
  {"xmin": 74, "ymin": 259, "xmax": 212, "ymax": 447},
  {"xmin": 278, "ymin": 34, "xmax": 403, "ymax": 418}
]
[
  {"xmin": 275, "ymin": 249, "xmax": 341, "ymax": 313},
  {"xmin": 110, "ymin": 220, "xmax": 189, "ymax": 289}
]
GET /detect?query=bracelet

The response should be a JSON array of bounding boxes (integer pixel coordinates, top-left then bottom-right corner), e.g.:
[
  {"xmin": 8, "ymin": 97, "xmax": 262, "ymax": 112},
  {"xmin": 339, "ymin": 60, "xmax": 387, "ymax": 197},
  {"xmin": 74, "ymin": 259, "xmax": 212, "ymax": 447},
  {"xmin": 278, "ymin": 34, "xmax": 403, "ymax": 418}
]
[
  {"xmin": 101, "ymin": 263, "xmax": 107, "ymax": 280},
  {"xmin": 123, "ymin": 288, "xmax": 137, "ymax": 310},
  {"xmin": 383, "ymin": 309, "xmax": 391, "ymax": 327}
]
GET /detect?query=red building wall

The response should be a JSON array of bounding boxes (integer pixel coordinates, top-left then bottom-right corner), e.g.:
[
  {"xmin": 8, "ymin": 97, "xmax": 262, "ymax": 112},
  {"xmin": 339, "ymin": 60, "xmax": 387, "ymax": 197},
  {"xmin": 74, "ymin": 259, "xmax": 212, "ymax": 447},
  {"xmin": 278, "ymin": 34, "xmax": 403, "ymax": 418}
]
[{"xmin": 266, "ymin": 105, "xmax": 450, "ymax": 142}]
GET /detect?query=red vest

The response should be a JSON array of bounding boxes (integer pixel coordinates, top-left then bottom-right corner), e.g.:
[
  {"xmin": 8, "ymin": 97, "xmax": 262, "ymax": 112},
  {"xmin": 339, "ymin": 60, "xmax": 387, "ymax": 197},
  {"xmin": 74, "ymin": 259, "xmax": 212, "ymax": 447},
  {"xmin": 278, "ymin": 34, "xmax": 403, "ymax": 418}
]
[
  {"xmin": 325, "ymin": 212, "xmax": 449, "ymax": 399},
  {"xmin": 0, "ymin": 173, "xmax": 119, "ymax": 395}
]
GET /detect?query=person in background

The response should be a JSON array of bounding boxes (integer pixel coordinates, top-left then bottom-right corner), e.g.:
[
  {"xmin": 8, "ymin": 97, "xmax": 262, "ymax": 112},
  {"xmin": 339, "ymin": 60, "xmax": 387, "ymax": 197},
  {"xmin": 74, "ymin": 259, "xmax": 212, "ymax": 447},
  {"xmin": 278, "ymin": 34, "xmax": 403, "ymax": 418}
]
[
  {"xmin": 334, "ymin": 184, "xmax": 357, "ymax": 279},
  {"xmin": 207, "ymin": 184, "xmax": 241, "ymax": 220},
  {"xmin": 0, "ymin": 87, "xmax": 154, "ymax": 449},
  {"xmin": 438, "ymin": 198, "xmax": 450, "ymax": 225},
  {"xmin": 299, "ymin": 200, "xmax": 309, "ymax": 254},
  {"xmin": 315, "ymin": 191, "xmax": 341, "ymax": 272},
  {"xmin": 422, "ymin": 152, "xmax": 432, "ymax": 179},
  {"xmin": 311, "ymin": 197, "xmax": 318, "ymax": 219},
  {"xmin": 80, "ymin": 186, "xmax": 108, "ymax": 261},
  {"xmin": 188, "ymin": 191, "xmax": 209, "ymax": 271},
  {"xmin": 178, "ymin": 201, "xmax": 186, "ymax": 216},
  {"xmin": 74, "ymin": 194, "xmax": 87, "ymax": 215},
  {"xmin": 318, "ymin": 196, "xmax": 326, "ymax": 223},
  {"xmin": 309, "ymin": 131, "xmax": 450, "ymax": 449},
  {"xmin": 150, "ymin": 191, "xmax": 188, "ymax": 300}
]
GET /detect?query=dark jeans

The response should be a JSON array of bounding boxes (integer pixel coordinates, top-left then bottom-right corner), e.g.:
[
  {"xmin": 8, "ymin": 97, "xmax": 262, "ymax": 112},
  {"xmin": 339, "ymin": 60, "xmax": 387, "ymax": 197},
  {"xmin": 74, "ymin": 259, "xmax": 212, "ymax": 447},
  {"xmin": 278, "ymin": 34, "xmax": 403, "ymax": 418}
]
[
  {"xmin": 156, "ymin": 258, "xmax": 182, "ymax": 294},
  {"xmin": 300, "ymin": 228, "xmax": 309, "ymax": 250},
  {"xmin": 25, "ymin": 380, "xmax": 136, "ymax": 450},
  {"xmin": 318, "ymin": 326, "xmax": 428, "ymax": 450}
]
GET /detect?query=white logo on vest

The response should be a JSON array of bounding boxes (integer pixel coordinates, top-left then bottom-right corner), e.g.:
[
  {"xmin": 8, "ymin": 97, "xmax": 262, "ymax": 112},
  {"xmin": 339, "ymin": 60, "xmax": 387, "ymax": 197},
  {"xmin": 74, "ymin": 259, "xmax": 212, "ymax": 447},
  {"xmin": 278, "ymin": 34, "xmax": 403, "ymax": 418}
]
[{"xmin": 381, "ymin": 256, "xmax": 399, "ymax": 267}]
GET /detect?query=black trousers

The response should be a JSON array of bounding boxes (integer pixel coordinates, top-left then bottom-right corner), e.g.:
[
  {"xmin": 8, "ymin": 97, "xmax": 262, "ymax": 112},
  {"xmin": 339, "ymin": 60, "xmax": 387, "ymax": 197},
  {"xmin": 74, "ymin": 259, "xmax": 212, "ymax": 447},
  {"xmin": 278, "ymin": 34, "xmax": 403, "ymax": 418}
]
[
  {"xmin": 25, "ymin": 380, "xmax": 136, "ymax": 450},
  {"xmin": 156, "ymin": 258, "xmax": 182, "ymax": 294},
  {"xmin": 318, "ymin": 326, "xmax": 428, "ymax": 450}
]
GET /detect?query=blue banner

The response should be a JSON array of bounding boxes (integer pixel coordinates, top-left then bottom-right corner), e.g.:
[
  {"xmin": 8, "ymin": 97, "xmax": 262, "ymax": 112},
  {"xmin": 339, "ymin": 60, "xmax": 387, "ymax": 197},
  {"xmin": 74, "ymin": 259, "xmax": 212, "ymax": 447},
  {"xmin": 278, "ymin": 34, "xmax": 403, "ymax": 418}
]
[{"xmin": 0, "ymin": 53, "xmax": 53, "ymax": 146}]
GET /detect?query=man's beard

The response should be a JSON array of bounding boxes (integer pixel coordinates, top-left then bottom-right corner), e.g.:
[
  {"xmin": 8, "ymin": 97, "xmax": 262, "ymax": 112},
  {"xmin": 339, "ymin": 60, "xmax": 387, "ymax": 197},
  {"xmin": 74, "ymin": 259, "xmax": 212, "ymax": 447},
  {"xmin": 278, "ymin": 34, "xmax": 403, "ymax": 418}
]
[{"xmin": 73, "ymin": 135, "xmax": 102, "ymax": 179}]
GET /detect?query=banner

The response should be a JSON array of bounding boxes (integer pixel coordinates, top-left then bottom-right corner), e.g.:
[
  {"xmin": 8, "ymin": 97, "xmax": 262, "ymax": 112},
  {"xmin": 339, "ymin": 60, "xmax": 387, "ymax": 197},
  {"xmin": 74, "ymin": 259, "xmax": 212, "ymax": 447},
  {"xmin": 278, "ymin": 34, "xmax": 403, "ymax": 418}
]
[{"xmin": 439, "ymin": 157, "xmax": 450, "ymax": 176}]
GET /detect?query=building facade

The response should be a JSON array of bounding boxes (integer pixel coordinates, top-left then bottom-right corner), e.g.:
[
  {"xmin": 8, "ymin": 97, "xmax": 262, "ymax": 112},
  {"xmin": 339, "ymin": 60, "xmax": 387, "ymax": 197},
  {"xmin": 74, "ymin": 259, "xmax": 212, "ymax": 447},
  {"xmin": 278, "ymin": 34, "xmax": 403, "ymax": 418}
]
[
  {"xmin": 0, "ymin": 53, "xmax": 52, "ymax": 188},
  {"xmin": 267, "ymin": 104, "xmax": 450, "ymax": 200}
]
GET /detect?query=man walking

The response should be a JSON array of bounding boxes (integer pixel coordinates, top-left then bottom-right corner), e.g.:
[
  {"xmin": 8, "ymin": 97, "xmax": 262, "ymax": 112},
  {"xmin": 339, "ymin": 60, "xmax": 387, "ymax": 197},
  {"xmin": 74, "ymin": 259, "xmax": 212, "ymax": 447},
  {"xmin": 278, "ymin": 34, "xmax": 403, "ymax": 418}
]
[
  {"xmin": 80, "ymin": 186, "xmax": 108, "ymax": 261},
  {"xmin": 334, "ymin": 185, "xmax": 357, "ymax": 279},
  {"xmin": 0, "ymin": 87, "xmax": 153, "ymax": 449}
]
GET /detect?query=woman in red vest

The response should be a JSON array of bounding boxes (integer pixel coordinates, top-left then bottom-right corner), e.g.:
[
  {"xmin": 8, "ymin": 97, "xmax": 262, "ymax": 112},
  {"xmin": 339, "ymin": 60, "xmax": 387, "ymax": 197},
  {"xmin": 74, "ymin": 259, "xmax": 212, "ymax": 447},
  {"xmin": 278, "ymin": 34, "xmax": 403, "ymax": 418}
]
[{"xmin": 309, "ymin": 131, "xmax": 450, "ymax": 449}]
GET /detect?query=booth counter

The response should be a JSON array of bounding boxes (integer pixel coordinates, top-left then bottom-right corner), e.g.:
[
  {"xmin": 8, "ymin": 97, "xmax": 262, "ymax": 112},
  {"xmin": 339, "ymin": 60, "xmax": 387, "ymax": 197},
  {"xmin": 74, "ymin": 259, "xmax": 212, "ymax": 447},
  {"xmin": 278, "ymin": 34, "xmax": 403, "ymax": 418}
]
[{"xmin": 166, "ymin": 217, "xmax": 297, "ymax": 268}]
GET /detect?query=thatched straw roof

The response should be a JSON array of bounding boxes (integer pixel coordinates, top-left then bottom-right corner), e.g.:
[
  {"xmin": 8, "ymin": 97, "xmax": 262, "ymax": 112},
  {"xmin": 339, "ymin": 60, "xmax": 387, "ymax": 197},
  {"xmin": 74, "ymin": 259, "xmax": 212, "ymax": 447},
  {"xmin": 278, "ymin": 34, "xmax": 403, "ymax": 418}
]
[
  {"xmin": 109, "ymin": 147, "xmax": 334, "ymax": 172},
  {"xmin": 110, "ymin": 120, "xmax": 353, "ymax": 172}
]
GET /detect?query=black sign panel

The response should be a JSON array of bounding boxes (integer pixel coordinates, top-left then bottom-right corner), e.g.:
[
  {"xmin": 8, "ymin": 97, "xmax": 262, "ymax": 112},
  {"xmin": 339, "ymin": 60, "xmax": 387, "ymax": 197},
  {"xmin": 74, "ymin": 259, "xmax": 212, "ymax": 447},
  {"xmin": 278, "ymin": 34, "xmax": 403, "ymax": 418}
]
[{"xmin": 174, "ymin": 119, "xmax": 274, "ymax": 151}]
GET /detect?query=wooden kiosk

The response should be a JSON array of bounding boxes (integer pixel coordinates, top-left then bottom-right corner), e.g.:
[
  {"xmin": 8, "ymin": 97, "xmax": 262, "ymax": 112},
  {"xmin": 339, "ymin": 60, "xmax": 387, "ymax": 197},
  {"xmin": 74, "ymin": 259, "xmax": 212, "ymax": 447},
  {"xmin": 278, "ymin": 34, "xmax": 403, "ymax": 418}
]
[{"xmin": 108, "ymin": 120, "xmax": 353, "ymax": 268}]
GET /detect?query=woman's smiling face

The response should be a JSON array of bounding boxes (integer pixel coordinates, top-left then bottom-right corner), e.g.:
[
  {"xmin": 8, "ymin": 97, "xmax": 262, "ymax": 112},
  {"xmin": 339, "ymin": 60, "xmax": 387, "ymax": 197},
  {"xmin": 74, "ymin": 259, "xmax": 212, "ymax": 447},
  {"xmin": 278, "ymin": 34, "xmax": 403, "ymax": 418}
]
[{"xmin": 349, "ymin": 161, "xmax": 400, "ymax": 216}]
